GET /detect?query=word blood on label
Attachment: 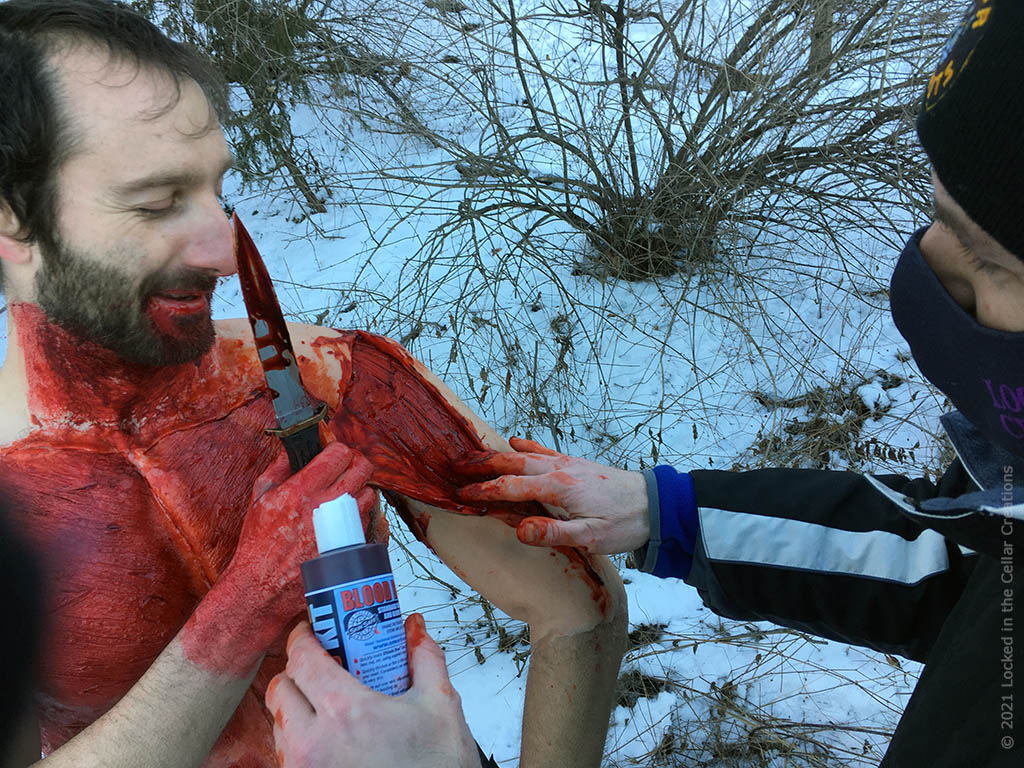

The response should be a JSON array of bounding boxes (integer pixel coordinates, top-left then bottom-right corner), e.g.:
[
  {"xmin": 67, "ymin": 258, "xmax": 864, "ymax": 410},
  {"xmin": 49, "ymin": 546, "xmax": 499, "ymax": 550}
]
[{"xmin": 339, "ymin": 580, "xmax": 395, "ymax": 611}]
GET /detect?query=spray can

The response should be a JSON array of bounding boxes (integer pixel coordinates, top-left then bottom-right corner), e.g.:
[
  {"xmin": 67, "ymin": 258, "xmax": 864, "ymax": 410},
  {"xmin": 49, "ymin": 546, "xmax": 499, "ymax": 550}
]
[{"xmin": 300, "ymin": 493, "xmax": 410, "ymax": 695}]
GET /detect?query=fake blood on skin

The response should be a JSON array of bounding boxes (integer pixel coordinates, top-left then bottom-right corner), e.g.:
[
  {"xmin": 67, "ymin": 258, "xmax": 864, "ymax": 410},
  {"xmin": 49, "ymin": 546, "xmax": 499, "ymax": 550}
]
[
  {"xmin": 147, "ymin": 292, "xmax": 212, "ymax": 338},
  {"xmin": 2, "ymin": 304, "xmax": 282, "ymax": 762},
  {"xmin": 1, "ymin": 304, "xmax": 610, "ymax": 766},
  {"xmin": 320, "ymin": 331, "xmax": 608, "ymax": 609}
]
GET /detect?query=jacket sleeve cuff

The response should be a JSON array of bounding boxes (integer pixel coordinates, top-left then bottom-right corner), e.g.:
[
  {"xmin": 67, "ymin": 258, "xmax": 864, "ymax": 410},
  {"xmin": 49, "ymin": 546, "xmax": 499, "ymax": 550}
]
[{"xmin": 633, "ymin": 466, "xmax": 698, "ymax": 580}]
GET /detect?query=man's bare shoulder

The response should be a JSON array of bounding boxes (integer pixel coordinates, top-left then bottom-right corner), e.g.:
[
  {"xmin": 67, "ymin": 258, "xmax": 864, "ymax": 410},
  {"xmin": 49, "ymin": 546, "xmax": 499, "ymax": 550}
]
[
  {"xmin": 287, "ymin": 322, "xmax": 346, "ymax": 345},
  {"xmin": 215, "ymin": 319, "xmax": 347, "ymax": 346},
  {"xmin": 304, "ymin": 325, "xmax": 507, "ymax": 452},
  {"xmin": 250, "ymin": 323, "xmax": 487, "ymax": 438},
  {"xmin": 215, "ymin": 320, "xmax": 354, "ymax": 408},
  {"xmin": 212, "ymin": 317, "xmax": 255, "ymax": 342}
]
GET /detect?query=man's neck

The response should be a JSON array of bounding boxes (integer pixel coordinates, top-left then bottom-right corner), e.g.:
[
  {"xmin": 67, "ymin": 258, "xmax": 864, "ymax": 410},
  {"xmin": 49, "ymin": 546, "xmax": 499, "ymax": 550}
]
[{"xmin": 5, "ymin": 302, "xmax": 208, "ymax": 443}]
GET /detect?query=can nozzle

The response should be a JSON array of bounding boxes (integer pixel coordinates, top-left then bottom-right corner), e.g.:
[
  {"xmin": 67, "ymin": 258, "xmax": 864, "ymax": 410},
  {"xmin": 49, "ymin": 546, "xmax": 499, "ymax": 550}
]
[{"xmin": 312, "ymin": 493, "xmax": 365, "ymax": 554}]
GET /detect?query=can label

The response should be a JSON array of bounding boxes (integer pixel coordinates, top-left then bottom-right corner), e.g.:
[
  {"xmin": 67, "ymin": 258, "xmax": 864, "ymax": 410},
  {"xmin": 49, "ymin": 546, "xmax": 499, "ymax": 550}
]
[{"xmin": 305, "ymin": 574, "xmax": 410, "ymax": 696}]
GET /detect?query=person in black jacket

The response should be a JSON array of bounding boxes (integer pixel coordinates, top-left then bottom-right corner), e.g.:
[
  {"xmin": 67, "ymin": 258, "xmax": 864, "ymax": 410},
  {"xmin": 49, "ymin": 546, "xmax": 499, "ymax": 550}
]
[{"xmin": 456, "ymin": 0, "xmax": 1024, "ymax": 764}]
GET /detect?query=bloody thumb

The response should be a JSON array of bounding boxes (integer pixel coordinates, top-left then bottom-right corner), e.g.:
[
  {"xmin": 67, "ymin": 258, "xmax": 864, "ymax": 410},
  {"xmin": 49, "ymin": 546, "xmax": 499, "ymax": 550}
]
[
  {"xmin": 404, "ymin": 613, "xmax": 449, "ymax": 691},
  {"xmin": 516, "ymin": 517, "xmax": 562, "ymax": 547}
]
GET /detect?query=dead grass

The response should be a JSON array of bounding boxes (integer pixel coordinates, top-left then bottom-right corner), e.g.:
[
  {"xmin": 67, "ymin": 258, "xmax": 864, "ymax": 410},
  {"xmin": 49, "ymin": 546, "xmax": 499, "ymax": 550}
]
[
  {"xmin": 739, "ymin": 371, "xmax": 900, "ymax": 470},
  {"xmin": 603, "ymin": 617, "xmax": 913, "ymax": 768}
]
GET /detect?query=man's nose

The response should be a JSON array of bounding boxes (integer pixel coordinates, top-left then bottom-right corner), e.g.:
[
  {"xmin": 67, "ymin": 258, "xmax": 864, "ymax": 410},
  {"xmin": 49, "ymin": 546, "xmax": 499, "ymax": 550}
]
[{"xmin": 179, "ymin": 196, "xmax": 237, "ymax": 276}]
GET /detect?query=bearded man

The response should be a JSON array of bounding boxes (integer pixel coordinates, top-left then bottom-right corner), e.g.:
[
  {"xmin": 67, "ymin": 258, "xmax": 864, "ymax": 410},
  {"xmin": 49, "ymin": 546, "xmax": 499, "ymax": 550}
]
[{"xmin": 0, "ymin": 1, "xmax": 627, "ymax": 766}]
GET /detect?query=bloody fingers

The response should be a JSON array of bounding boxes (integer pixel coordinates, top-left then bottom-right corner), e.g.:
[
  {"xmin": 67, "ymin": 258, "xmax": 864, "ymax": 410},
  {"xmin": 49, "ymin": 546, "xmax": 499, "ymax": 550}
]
[
  {"xmin": 182, "ymin": 442, "xmax": 378, "ymax": 678},
  {"xmin": 454, "ymin": 438, "xmax": 650, "ymax": 555}
]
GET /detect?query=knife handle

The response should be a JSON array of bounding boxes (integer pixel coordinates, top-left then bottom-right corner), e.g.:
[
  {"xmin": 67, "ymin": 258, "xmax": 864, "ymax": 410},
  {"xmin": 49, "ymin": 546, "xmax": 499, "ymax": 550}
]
[
  {"xmin": 280, "ymin": 425, "xmax": 324, "ymax": 473},
  {"xmin": 266, "ymin": 405, "xmax": 328, "ymax": 473}
]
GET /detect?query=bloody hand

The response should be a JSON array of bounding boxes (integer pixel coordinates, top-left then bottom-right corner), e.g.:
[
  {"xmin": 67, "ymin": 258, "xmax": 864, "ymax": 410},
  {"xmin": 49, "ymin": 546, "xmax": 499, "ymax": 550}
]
[
  {"xmin": 183, "ymin": 442, "xmax": 376, "ymax": 677},
  {"xmin": 229, "ymin": 441, "xmax": 376, "ymax": 622},
  {"xmin": 267, "ymin": 617, "xmax": 480, "ymax": 768},
  {"xmin": 455, "ymin": 436, "xmax": 650, "ymax": 554}
]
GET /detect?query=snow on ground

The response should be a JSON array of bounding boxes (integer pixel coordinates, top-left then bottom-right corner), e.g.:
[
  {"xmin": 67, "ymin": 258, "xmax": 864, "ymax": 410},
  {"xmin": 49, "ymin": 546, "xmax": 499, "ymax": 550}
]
[{"xmin": 0, "ymin": 2, "xmax": 959, "ymax": 765}]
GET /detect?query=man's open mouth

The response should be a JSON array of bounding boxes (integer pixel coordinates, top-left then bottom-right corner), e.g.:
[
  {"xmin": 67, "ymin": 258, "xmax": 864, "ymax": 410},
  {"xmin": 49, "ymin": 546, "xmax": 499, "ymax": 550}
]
[
  {"xmin": 145, "ymin": 290, "xmax": 214, "ymax": 338},
  {"xmin": 149, "ymin": 291, "xmax": 210, "ymax": 311}
]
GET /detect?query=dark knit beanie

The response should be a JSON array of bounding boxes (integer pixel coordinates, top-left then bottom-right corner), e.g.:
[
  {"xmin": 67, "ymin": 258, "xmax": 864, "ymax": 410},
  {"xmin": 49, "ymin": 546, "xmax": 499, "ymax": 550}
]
[{"xmin": 916, "ymin": 0, "xmax": 1024, "ymax": 258}]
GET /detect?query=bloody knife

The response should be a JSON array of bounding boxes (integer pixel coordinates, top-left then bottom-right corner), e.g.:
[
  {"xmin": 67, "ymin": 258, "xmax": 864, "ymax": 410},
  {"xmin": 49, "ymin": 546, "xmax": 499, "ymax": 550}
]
[{"xmin": 232, "ymin": 212, "xmax": 327, "ymax": 472}]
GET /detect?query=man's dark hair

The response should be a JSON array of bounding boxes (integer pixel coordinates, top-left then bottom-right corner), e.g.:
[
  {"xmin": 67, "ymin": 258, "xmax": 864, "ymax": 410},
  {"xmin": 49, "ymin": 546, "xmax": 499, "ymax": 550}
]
[{"xmin": 0, "ymin": 0, "xmax": 228, "ymax": 248}]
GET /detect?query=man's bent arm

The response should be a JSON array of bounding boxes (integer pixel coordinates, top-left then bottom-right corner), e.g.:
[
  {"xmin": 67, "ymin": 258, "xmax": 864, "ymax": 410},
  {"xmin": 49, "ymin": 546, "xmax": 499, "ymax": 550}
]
[
  {"xmin": 402, "ymin": 354, "xmax": 628, "ymax": 766},
  {"xmin": 419, "ymin": 507, "xmax": 628, "ymax": 768},
  {"xmin": 29, "ymin": 442, "xmax": 375, "ymax": 767},
  {"xmin": 288, "ymin": 323, "xmax": 629, "ymax": 765}
]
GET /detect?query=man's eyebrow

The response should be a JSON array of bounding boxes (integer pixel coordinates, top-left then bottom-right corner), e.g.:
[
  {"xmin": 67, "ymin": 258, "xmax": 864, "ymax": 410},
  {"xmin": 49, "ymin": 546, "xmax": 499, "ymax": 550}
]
[{"xmin": 112, "ymin": 155, "xmax": 236, "ymax": 196}]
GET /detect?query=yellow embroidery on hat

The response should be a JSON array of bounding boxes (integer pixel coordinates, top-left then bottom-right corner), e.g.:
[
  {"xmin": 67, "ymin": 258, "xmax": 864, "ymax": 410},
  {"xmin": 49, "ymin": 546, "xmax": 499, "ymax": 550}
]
[{"xmin": 923, "ymin": 0, "xmax": 991, "ymax": 112}]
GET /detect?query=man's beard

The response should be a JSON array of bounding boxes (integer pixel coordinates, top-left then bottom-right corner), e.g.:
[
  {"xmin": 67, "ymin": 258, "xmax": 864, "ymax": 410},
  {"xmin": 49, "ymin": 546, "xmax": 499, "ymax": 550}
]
[{"xmin": 34, "ymin": 236, "xmax": 219, "ymax": 367}]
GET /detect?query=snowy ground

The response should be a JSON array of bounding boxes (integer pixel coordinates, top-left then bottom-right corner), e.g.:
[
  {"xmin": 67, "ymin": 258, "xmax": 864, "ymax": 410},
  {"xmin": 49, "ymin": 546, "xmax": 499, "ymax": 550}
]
[{"xmin": 0, "ymin": 1, "xmax": 960, "ymax": 765}]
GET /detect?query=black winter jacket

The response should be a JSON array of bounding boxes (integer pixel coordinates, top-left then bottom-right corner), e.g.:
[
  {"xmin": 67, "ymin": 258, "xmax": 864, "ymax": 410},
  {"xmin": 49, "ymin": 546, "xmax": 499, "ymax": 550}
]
[{"xmin": 653, "ymin": 412, "xmax": 1024, "ymax": 765}]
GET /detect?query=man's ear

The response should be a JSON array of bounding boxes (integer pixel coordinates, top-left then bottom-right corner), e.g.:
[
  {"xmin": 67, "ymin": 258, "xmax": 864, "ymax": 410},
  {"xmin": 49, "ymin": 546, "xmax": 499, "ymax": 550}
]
[{"xmin": 0, "ymin": 204, "xmax": 33, "ymax": 266}]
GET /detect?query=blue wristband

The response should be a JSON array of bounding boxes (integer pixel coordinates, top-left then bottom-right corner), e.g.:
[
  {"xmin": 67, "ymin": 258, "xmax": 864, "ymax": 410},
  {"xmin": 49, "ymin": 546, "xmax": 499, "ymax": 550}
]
[{"xmin": 636, "ymin": 466, "xmax": 698, "ymax": 580}]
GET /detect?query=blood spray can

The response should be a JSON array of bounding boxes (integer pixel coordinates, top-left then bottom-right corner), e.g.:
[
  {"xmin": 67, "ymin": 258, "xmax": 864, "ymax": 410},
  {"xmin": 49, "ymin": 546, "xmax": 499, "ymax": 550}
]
[{"xmin": 300, "ymin": 493, "xmax": 410, "ymax": 695}]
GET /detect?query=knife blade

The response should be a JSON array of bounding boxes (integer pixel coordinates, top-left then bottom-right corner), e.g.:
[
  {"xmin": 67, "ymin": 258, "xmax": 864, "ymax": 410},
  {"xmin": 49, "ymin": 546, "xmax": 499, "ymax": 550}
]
[{"xmin": 232, "ymin": 212, "xmax": 326, "ymax": 472}]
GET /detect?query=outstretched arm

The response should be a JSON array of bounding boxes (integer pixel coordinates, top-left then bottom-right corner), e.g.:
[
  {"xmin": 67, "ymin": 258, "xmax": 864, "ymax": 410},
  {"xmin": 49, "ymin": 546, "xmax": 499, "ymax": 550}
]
[{"xmin": 294, "ymin": 327, "xmax": 629, "ymax": 767}]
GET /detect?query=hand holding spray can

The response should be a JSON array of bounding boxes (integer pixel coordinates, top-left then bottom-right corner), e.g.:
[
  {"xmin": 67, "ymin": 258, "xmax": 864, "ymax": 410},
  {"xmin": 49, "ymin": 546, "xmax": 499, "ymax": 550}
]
[
  {"xmin": 299, "ymin": 494, "xmax": 502, "ymax": 767},
  {"xmin": 300, "ymin": 494, "xmax": 410, "ymax": 695}
]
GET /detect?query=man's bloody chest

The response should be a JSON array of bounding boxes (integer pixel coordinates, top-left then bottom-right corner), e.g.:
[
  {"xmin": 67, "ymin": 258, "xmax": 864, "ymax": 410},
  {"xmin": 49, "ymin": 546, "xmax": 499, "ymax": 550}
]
[
  {"xmin": 0, "ymin": 324, "xmax": 563, "ymax": 764},
  {"xmin": 0, "ymin": 391, "xmax": 281, "ymax": 753}
]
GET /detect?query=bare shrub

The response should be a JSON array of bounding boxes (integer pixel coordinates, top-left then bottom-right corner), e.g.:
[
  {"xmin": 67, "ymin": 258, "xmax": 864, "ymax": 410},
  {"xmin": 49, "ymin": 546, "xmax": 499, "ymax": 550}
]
[
  {"xmin": 600, "ymin": 615, "xmax": 915, "ymax": 767},
  {"xmin": 329, "ymin": 0, "xmax": 950, "ymax": 279},
  {"xmin": 132, "ymin": 1, "xmax": 956, "ymax": 474}
]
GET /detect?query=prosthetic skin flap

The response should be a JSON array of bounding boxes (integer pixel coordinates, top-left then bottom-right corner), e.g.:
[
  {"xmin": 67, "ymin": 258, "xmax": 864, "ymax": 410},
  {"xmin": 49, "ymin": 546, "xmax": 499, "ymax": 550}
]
[{"xmin": 0, "ymin": 302, "xmax": 610, "ymax": 766}]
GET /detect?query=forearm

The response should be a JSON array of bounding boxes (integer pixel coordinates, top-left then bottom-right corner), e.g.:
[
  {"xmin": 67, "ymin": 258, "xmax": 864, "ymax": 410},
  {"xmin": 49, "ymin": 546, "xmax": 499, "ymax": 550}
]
[
  {"xmin": 421, "ymin": 508, "xmax": 627, "ymax": 767},
  {"xmin": 519, "ymin": 566, "xmax": 627, "ymax": 768},
  {"xmin": 686, "ymin": 467, "xmax": 975, "ymax": 661},
  {"xmin": 36, "ymin": 571, "xmax": 278, "ymax": 768},
  {"xmin": 32, "ymin": 636, "xmax": 254, "ymax": 768}
]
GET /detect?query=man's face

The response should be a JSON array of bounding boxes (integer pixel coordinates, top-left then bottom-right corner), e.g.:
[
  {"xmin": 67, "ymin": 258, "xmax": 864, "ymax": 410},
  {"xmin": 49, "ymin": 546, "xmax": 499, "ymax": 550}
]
[
  {"xmin": 28, "ymin": 47, "xmax": 236, "ymax": 366},
  {"xmin": 920, "ymin": 173, "xmax": 1024, "ymax": 332}
]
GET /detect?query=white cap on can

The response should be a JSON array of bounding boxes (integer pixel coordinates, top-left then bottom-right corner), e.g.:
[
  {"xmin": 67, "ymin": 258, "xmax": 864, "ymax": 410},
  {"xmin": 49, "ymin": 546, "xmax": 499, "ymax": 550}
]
[{"xmin": 312, "ymin": 493, "xmax": 365, "ymax": 554}]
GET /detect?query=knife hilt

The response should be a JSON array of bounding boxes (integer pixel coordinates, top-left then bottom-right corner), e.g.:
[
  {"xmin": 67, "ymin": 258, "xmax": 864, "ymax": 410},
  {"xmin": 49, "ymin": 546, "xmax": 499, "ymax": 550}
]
[
  {"xmin": 280, "ymin": 426, "xmax": 325, "ymax": 473},
  {"xmin": 266, "ymin": 404, "xmax": 328, "ymax": 472}
]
